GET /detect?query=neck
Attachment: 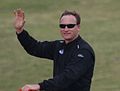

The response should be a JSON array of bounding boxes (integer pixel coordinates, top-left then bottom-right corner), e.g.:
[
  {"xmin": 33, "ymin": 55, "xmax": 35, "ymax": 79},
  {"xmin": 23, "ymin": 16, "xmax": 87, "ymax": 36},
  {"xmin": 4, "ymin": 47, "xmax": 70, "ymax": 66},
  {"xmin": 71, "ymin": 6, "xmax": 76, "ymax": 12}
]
[{"xmin": 65, "ymin": 35, "xmax": 79, "ymax": 44}]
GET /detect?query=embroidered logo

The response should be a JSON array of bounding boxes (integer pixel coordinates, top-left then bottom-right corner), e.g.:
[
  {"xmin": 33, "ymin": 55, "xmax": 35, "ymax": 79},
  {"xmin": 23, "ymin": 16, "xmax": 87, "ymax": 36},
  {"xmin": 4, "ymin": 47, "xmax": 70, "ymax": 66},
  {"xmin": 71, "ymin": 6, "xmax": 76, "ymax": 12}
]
[
  {"xmin": 78, "ymin": 54, "xmax": 84, "ymax": 58},
  {"xmin": 59, "ymin": 49, "xmax": 64, "ymax": 54},
  {"xmin": 77, "ymin": 45, "xmax": 80, "ymax": 49}
]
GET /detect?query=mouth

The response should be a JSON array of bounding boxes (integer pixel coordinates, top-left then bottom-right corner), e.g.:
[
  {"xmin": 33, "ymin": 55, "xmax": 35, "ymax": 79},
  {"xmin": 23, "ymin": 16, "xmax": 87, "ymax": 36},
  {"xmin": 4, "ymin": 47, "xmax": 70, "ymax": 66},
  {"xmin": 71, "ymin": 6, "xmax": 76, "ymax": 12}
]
[{"xmin": 63, "ymin": 33, "xmax": 70, "ymax": 36}]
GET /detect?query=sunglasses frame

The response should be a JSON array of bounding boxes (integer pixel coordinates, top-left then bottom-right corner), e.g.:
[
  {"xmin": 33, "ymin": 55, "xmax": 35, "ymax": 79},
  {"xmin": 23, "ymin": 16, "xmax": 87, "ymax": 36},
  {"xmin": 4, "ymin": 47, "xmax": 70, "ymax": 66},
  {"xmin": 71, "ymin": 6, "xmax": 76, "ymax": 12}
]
[{"xmin": 59, "ymin": 24, "xmax": 76, "ymax": 29}]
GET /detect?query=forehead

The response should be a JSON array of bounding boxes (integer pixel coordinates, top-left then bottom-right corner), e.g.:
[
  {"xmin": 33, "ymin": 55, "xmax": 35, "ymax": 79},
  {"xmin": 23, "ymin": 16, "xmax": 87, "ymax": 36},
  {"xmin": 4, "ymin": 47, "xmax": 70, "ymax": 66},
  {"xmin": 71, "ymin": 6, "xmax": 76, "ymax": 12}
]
[{"xmin": 60, "ymin": 15, "xmax": 77, "ymax": 24}]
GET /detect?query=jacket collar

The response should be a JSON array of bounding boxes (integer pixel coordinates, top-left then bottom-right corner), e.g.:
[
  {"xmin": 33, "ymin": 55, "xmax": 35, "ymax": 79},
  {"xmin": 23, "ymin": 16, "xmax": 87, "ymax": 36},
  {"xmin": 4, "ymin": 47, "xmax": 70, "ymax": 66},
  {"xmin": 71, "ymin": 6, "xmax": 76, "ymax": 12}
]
[{"xmin": 63, "ymin": 35, "xmax": 81, "ymax": 48}]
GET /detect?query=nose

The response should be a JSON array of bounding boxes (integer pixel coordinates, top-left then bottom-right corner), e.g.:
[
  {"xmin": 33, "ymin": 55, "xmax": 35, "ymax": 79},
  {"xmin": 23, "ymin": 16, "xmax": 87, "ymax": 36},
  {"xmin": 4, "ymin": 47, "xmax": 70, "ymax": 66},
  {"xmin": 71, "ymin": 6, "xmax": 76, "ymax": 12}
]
[{"xmin": 64, "ymin": 26, "xmax": 69, "ymax": 31}]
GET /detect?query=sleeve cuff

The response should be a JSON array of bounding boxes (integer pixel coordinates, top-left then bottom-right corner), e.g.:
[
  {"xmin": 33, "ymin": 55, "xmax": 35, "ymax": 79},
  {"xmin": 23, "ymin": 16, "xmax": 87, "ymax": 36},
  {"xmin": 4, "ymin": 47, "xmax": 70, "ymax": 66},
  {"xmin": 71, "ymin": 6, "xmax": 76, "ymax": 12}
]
[
  {"xmin": 16, "ymin": 29, "xmax": 26, "ymax": 36},
  {"xmin": 38, "ymin": 83, "xmax": 44, "ymax": 91}
]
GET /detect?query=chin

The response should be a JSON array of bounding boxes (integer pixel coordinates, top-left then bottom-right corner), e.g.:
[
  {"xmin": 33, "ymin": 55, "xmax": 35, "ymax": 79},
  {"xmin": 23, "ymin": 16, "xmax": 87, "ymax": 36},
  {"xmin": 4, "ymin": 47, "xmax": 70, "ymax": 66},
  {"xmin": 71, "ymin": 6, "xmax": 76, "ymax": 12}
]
[{"xmin": 64, "ymin": 36, "xmax": 72, "ymax": 41}]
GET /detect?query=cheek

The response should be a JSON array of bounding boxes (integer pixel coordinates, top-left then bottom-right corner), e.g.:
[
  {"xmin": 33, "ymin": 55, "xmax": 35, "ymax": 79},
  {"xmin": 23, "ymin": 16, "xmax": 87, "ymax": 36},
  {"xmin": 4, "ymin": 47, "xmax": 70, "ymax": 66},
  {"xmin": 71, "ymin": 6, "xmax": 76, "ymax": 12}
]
[
  {"xmin": 70, "ymin": 30, "xmax": 79, "ymax": 37},
  {"xmin": 60, "ymin": 30, "xmax": 64, "ymax": 36}
]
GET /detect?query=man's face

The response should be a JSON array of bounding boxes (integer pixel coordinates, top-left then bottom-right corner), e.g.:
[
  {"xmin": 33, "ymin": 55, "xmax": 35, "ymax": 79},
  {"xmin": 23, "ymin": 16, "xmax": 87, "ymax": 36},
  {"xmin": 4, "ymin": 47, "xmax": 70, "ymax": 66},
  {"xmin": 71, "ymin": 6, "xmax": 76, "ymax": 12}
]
[{"xmin": 59, "ymin": 15, "xmax": 80, "ymax": 43}]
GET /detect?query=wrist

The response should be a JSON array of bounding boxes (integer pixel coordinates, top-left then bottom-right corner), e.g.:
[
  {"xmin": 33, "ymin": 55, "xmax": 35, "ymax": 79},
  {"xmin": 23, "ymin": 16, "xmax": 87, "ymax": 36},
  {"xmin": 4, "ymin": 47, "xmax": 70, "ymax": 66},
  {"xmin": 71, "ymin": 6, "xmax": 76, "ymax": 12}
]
[{"xmin": 16, "ymin": 28, "xmax": 24, "ymax": 34}]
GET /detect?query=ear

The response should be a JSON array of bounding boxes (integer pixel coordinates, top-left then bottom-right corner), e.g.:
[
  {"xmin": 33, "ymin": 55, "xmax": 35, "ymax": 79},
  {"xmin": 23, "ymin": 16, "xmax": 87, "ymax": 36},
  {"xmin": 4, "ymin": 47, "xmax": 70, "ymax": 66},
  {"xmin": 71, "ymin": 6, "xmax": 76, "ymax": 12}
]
[{"xmin": 76, "ymin": 24, "xmax": 80, "ymax": 30}]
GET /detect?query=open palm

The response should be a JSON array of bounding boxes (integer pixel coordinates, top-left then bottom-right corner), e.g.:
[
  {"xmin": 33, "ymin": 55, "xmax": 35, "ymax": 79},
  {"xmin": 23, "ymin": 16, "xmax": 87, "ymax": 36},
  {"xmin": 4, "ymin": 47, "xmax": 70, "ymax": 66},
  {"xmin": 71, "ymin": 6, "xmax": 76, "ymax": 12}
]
[{"xmin": 14, "ymin": 9, "xmax": 25, "ymax": 33}]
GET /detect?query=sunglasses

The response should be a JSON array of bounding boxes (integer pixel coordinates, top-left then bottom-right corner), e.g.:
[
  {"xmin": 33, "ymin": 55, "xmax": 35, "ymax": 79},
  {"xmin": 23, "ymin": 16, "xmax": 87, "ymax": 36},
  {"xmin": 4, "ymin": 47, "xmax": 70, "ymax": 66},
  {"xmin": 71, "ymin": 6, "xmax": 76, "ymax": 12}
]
[{"xmin": 59, "ymin": 24, "xmax": 76, "ymax": 29}]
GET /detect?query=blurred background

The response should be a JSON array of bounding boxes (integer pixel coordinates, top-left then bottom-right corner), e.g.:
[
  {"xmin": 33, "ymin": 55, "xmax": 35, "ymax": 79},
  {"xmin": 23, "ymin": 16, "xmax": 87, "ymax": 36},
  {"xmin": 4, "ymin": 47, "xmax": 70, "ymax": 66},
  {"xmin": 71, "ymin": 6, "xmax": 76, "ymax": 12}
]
[{"xmin": 0, "ymin": 0, "xmax": 120, "ymax": 91}]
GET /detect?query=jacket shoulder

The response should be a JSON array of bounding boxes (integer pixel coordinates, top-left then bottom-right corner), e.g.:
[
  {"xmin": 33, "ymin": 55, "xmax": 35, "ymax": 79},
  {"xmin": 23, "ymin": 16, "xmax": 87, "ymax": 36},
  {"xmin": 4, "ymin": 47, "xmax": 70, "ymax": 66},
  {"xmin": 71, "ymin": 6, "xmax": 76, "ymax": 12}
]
[{"xmin": 77, "ymin": 38, "xmax": 95, "ymax": 60}]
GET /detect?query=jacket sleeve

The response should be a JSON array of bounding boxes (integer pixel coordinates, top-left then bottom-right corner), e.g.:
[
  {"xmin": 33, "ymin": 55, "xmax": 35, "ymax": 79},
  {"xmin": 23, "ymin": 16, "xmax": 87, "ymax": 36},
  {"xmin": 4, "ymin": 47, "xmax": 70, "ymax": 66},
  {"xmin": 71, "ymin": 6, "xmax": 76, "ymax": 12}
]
[
  {"xmin": 17, "ymin": 30, "xmax": 56, "ymax": 60},
  {"xmin": 39, "ymin": 49, "xmax": 95, "ymax": 91}
]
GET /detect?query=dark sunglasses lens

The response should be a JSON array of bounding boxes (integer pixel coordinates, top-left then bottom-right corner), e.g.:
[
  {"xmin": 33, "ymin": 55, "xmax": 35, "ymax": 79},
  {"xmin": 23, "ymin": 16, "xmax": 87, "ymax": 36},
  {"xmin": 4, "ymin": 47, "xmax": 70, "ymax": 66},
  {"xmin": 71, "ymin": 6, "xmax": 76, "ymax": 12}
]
[
  {"xmin": 67, "ymin": 24, "xmax": 76, "ymax": 28},
  {"xmin": 60, "ymin": 24, "xmax": 66, "ymax": 28}
]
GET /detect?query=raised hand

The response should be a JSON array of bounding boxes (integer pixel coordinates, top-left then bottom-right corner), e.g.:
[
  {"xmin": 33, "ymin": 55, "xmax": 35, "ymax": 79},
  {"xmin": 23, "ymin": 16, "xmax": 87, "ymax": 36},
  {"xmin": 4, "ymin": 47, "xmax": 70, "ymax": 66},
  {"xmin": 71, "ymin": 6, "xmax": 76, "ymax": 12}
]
[{"xmin": 14, "ymin": 9, "xmax": 25, "ymax": 34}]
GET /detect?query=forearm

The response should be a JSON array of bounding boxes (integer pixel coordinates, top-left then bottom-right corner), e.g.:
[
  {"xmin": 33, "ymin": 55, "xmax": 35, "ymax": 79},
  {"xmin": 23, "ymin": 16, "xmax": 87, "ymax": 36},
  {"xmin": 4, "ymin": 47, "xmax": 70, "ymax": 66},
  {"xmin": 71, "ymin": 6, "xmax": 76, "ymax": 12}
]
[
  {"xmin": 17, "ymin": 30, "xmax": 43, "ymax": 57},
  {"xmin": 17, "ymin": 30, "xmax": 56, "ymax": 59}
]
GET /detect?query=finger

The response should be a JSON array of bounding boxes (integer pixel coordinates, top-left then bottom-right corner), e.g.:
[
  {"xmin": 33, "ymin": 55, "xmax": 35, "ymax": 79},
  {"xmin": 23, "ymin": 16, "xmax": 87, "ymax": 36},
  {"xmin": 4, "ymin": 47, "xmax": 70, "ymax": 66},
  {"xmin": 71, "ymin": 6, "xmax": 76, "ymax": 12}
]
[
  {"xmin": 22, "ymin": 10, "xmax": 25, "ymax": 20},
  {"xmin": 26, "ymin": 85, "xmax": 36, "ymax": 91},
  {"xmin": 15, "ymin": 9, "xmax": 24, "ymax": 18},
  {"xmin": 14, "ymin": 10, "xmax": 18, "ymax": 17},
  {"xmin": 20, "ymin": 10, "xmax": 25, "ymax": 20},
  {"xmin": 17, "ymin": 9, "xmax": 23, "ymax": 17},
  {"xmin": 13, "ymin": 9, "xmax": 21, "ymax": 17}
]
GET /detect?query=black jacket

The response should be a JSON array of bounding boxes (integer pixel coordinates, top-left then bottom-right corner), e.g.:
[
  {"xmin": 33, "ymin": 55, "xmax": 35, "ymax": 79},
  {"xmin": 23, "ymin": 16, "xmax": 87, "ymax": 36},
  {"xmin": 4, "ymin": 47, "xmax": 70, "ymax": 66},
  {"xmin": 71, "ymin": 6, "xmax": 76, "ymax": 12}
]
[{"xmin": 17, "ymin": 30, "xmax": 95, "ymax": 91}]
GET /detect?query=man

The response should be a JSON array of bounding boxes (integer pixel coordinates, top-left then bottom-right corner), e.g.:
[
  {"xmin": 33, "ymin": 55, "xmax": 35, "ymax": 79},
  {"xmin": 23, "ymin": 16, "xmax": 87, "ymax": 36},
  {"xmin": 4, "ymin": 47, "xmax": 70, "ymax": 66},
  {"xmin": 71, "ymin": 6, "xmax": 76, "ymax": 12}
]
[{"xmin": 14, "ymin": 9, "xmax": 95, "ymax": 91}]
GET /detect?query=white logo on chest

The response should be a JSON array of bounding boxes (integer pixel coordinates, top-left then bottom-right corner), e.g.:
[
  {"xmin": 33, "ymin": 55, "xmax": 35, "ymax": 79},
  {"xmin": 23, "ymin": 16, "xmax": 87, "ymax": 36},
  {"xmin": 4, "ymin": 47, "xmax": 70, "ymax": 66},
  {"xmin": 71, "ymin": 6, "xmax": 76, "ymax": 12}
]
[
  {"xmin": 59, "ymin": 49, "xmax": 64, "ymax": 54},
  {"xmin": 78, "ymin": 54, "xmax": 84, "ymax": 58}
]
